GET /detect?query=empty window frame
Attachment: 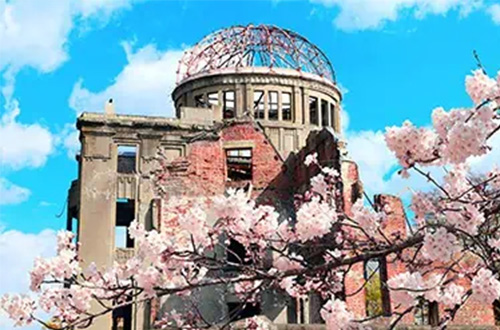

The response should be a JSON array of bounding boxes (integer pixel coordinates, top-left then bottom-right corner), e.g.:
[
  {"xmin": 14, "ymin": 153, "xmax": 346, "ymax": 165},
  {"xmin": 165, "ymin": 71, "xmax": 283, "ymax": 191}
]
[
  {"xmin": 330, "ymin": 103, "xmax": 336, "ymax": 128},
  {"xmin": 364, "ymin": 258, "xmax": 391, "ymax": 317},
  {"xmin": 227, "ymin": 238, "xmax": 250, "ymax": 265},
  {"xmin": 115, "ymin": 199, "xmax": 135, "ymax": 248},
  {"xmin": 226, "ymin": 148, "xmax": 252, "ymax": 181},
  {"xmin": 208, "ymin": 92, "xmax": 219, "ymax": 107},
  {"xmin": 253, "ymin": 90, "xmax": 265, "ymax": 119},
  {"xmin": 223, "ymin": 91, "xmax": 235, "ymax": 119},
  {"xmin": 227, "ymin": 302, "xmax": 261, "ymax": 322},
  {"xmin": 309, "ymin": 96, "xmax": 318, "ymax": 125},
  {"xmin": 117, "ymin": 145, "xmax": 137, "ymax": 174},
  {"xmin": 112, "ymin": 302, "xmax": 132, "ymax": 330},
  {"xmin": 414, "ymin": 298, "xmax": 439, "ymax": 326},
  {"xmin": 282, "ymin": 92, "xmax": 292, "ymax": 121},
  {"xmin": 321, "ymin": 99, "xmax": 329, "ymax": 127},
  {"xmin": 194, "ymin": 94, "xmax": 207, "ymax": 108},
  {"xmin": 268, "ymin": 91, "xmax": 279, "ymax": 120}
]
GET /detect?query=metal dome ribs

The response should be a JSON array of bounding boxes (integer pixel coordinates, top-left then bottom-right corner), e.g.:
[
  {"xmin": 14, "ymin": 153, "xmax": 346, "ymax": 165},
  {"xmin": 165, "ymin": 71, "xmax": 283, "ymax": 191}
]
[{"xmin": 176, "ymin": 24, "xmax": 335, "ymax": 84}]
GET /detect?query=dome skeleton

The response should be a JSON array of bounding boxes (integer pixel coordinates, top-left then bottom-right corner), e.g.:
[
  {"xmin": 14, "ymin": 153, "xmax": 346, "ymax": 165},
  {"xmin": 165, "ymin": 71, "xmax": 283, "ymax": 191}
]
[{"xmin": 176, "ymin": 24, "xmax": 336, "ymax": 84}]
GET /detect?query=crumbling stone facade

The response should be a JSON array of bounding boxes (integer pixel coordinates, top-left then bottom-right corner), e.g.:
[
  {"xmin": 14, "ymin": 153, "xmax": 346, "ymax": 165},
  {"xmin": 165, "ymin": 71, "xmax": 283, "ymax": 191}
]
[{"xmin": 67, "ymin": 24, "xmax": 497, "ymax": 330}]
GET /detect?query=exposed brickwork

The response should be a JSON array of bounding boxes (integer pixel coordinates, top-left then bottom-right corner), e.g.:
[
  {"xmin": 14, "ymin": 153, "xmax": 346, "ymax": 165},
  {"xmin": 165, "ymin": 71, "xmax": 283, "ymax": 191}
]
[{"xmin": 153, "ymin": 121, "xmax": 496, "ymax": 327}]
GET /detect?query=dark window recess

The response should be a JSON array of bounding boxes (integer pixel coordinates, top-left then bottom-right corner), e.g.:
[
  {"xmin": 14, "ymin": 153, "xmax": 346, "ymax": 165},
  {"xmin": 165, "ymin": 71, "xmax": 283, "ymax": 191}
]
[
  {"xmin": 282, "ymin": 92, "xmax": 292, "ymax": 121},
  {"xmin": 112, "ymin": 303, "xmax": 132, "ymax": 330},
  {"xmin": 117, "ymin": 146, "xmax": 137, "ymax": 174},
  {"xmin": 414, "ymin": 298, "xmax": 439, "ymax": 326},
  {"xmin": 494, "ymin": 300, "xmax": 500, "ymax": 325},
  {"xmin": 309, "ymin": 96, "xmax": 318, "ymax": 125},
  {"xmin": 268, "ymin": 91, "xmax": 278, "ymax": 120},
  {"xmin": 253, "ymin": 90, "xmax": 265, "ymax": 119},
  {"xmin": 351, "ymin": 183, "xmax": 360, "ymax": 204},
  {"xmin": 226, "ymin": 149, "xmax": 252, "ymax": 182},
  {"xmin": 330, "ymin": 103, "xmax": 335, "ymax": 128},
  {"xmin": 115, "ymin": 199, "xmax": 135, "ymax": 248},
  {"xmin": 194, "ymin": 94, "xmax": 207, "ymax": 108},
  {"xmin": 223, "ymin": 91, "xmax": 235, "ymax": 119},
  {"xmin": 227, "ymin": 302, "xmax": 261, "ymax": 322},
  {"xmin": 227, "ymin": 238, "xmax": 252, "ymax": 265},
  {"xmin": 321, "ymin": 100, "xmax": 329, "ymax": 127},
  {"xmin": 208, "ymin": 92, "xmax": 219, "ymax": 106}
]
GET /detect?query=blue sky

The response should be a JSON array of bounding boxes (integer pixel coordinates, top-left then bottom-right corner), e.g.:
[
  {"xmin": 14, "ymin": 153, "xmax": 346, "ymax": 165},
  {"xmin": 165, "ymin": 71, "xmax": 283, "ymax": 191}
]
[{"xmin": 1, "ymin": 1, "xmax": 500, "ymax": 327}]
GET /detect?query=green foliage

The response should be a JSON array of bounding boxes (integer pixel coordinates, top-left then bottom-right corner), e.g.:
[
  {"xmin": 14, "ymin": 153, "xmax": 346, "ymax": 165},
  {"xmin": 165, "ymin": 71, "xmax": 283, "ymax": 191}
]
[{"xmin": 365, "ymin": 271, "xmax": 383, "ymax": 317}]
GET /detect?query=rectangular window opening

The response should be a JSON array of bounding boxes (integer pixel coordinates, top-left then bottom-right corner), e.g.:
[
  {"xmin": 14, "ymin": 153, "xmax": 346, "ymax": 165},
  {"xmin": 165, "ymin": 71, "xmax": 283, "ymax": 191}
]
[
  {"xmin": 364, "ymin": 258, "xmax": 391, "ymax": 317},
  {"xmin": 268, "ymin": 91, "xmax": 278, "ymax": 120},
  {"xmin": 115, "ymin": 199, "xmax": 135, "ymax": 249},
  {"xmin": 309, "ymin": 96, "xmax": 318, "ymax": 125},
  {"xmin": 227, "ymin": 238, "xmax": 251, "ymax": 265},
  {"xmin": 414, "ymin": 298, "xmax": 439, "ymax": 326},
  {"xmin": 117, "ymin": 145, "xmax": 137, "ymax": 174},
  {"xmin": 253, "ymin": 90, "xmax": 265, "ymax": 119},
  {"xmin": 226, "ymin": 148, "xmax": 252, "ymax": 182},
  {"xmin": 321, "ymin": 100, "xmax": 329, "ymax": 127},
  {"xmin": 112, "ymin": 302, "xmax": 132, "ymax": 330},
  {"xmin": 227, "ymin": 302, "xmax": 261, "ymax": 322},
  {"xmin": 223, "ymin": 91, "xmax": 235, "ymax": 119},
  {"xmin": 282, "ymin": 92, "xmax": 292, "ymax": 121},
  {"xmin": 330, "ymin": 103, "xmax": 336, "ymax": 128}
]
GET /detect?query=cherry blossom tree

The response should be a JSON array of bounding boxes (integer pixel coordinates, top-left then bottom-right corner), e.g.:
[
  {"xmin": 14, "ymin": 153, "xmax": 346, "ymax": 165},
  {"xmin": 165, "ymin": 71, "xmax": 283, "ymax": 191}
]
[{"xmin": 1, "ymin": 67, "xmax": 500, "ymax": 330}]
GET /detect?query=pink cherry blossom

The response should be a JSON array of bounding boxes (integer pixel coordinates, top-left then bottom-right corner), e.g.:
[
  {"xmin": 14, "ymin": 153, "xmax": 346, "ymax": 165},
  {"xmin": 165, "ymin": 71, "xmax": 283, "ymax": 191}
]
[
  {"xmin": 351, "ymin": 199, "xmax": 384, "ymax": 237},
  {"xmin": 421, "ymin": 228, "xmax": 460, "ymax": 263},
  {"xmin": 471, "ymin": 268, "xmax": 500, "ymax": 304},
  {"xmin": 465, "ymin": 69, "xmax": 497, "ymax": 104},
  {"xmin": 304, "ymin": 152, "xmax": 318, "ymax": 166},
  {"xmin": 296, "ymin": 196, "xmax": 337, "ymax": 242},
  {"xmin": 320, "ymin": 298, "xmax": 353, "ymax": 330},
  {"xmin": 0, "ymin": 294, "xmax": 35, "ymax": 326}
]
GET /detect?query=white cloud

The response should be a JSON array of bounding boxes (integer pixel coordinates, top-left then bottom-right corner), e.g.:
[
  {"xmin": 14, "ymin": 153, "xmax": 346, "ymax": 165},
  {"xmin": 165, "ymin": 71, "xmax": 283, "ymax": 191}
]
[
  {"xmin": 346, "ymin": 129, "xmax": 398, "ymax": 194},
  {"xmin": 0, "ymin": 0, "xmax": 144, "ymax": 74},
  {"xmin": 69, "ymin": 42, "xmax": 184, "ymax": 117},
  {"xmin": 311, "ymin": 0, "xmax": 482, "ymax": 31},
  {"xmin": 58, "ymin": 124, "xmax": 80, "ymax": 159},
  {"xmin": 0, "ymin": 178, "xmax": 30, "ymax": 205},
  {"xmin": 0, "ymin": 101, "xmax": 54, "ymax": 170},
  {"xmin": 487, "ymin": 3, "xmax": 500, "ymax": 25},
  {"xmin": 0, "ymin": 228, "xmax": 56, "ymax": 330}
]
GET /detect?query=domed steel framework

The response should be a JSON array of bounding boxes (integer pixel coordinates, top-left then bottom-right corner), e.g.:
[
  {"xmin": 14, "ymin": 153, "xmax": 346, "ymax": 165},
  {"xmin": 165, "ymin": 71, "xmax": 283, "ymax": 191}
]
[{"xmin": 176, "ymin": 24, "xmax": 335, "ymax": 84}]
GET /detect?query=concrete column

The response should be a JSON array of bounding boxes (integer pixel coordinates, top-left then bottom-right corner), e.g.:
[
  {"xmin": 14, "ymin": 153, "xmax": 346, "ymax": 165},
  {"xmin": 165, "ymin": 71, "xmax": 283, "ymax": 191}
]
[
  {"xmin": 264, "ymin": 89, "xmax": 269, "ymax": 121},
  {"xmin": 277, "ymin": 91, "xmax": 283, "ymax": 121},
  {"xmin": 245, "ymin": 83, "xmax": 253, "ymax": 117},
  {"xmin": 336, "ymin": 105, "xmax": 342, "ymax": 134},
  {"xmin": 293, "ymin": 86, "xmax": 302, "ymax": 124},
  {"xmin": 78, "ymin": 132, "xmax": 116, "ymax": 330},
  {"xmin": 303, "ymin": 89, "xmax": 310, "ymax": 125},
  {"xmin": 235, "ymin": 84, "xmax": 244, "ymax": 118}
]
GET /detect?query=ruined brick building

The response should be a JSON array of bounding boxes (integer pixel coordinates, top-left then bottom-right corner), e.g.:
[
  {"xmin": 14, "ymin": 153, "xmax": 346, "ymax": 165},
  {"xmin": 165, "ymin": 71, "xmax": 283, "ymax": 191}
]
[{"xmin": 66, "ymin": 25, "xmax": 497, "ymax": 330}]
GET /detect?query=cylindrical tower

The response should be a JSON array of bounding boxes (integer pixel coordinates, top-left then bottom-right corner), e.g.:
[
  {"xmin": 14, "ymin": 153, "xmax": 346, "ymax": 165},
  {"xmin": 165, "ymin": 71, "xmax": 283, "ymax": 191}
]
[{"xmin": 172, "ymin": 24, "xmax": 342, "ymax": 156}]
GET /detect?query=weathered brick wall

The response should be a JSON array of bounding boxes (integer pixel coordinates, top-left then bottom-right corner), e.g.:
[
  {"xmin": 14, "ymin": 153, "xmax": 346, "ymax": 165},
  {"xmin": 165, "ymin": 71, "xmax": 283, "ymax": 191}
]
[{"xmin": 158, "ymin": 121, "xmax": 288, "ymax": 201}]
